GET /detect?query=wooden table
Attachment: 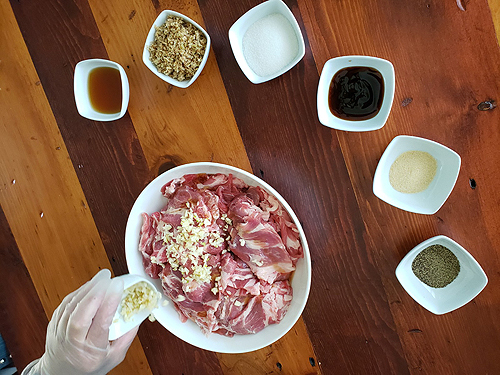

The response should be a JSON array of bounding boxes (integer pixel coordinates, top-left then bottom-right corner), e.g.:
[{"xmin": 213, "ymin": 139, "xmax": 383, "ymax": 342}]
[{"xmin": 1, "ymin": 0, "xmax": 500, "ymax": 374}]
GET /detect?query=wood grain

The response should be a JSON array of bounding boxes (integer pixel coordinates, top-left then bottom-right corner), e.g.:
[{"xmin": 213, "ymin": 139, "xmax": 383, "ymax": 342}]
[
  {"xmin": 0, "ymin": 206, "xmax": 48, "ymax": 370},
  {"xmin": 299, "ymin": 0, "xmax": 500, "ymax": 373},
  {"xmin": 88, "ymin": 0, "xmax": 252, "ymax": 172},
  {"xmin": 199, "ymin": 0, "xmax": 408, "ymax": 373},
  {"xmin": 217, "ymin": 320, "xmax": 319, "ymax": 375},
  {"xmin": 2, "ymin": 0, "xmax": 500, "ymax": 373},
  {"xmin": 2, "ymin": 0, "xmax": 151, "ymax": 373},
  {"xmin": 488, "ymin": 0, "xmax": 500, "ymax": 43}
]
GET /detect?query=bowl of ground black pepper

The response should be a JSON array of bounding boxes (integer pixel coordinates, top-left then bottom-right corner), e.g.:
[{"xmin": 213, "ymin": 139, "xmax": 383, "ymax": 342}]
[
  {"xmin": 396, "ymin": 235, "xmax": 487, "ymax": 315},
  {"xmin": 143, "ymin": 10, "xmax": 211, "ymax": 88},
  {"xmin": 373, "ymin": 135, "xmax": 461, "ymax": 214}
]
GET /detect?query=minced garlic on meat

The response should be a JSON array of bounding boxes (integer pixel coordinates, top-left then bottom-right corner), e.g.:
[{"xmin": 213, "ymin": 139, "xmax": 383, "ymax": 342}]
[
  {"xmin": 157, "ymin": 202, "xmax": 226, "ymax": 294},
  {"xmin": 148, "ymin": 15, "xmax": 207, "ymax": 81},
  {"xmin": 120, "ymin": 282, "xmax": 160, "ymax": 322}
]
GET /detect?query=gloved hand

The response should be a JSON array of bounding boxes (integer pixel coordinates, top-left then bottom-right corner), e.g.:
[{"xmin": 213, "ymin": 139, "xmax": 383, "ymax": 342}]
[{"xmin": 31, "ymin": 269, "xmax": 138, "ymax": 375}]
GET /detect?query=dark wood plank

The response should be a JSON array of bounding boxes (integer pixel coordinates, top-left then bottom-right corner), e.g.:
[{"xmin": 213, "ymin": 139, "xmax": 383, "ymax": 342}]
[
  {"xmin": 8, "ymin": 0, "xmax": 222, "ymax": 373},
  {"xmin": 198, "ymin": 0, "xmax": 409, "ymax": 373},
  {"xmin": 0, "ymin": 205, "xmax": 48, "ymax": 370},
  {"xmin": 298, "ymin": 0, "xmax": 500, "ymax": 373}
]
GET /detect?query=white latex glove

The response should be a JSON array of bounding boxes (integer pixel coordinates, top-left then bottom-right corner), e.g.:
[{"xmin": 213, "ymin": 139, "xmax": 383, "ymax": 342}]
[{"xmin": 29, "ymin": 269, "xmax": 138, "ymax": 375}]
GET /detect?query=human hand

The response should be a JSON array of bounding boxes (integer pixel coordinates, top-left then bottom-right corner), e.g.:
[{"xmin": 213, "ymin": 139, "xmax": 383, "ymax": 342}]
[{"xmin": 33, "ymin": 269, "xmax": 138, "ymax": 375}]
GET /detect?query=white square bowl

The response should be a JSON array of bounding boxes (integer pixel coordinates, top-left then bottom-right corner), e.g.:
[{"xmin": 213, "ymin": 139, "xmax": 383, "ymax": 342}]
[
  {"xmin": 317, "ymin": 55, "xmax": 395, "ymax": 131},
  {"xmin": 228, "ymin": 0, "xmax": 305, "ymax": 84},
  {"xmin": 142, "ymin": 10, "xmax": 211, "ymax": 88},
  {"xmin": 396, "ymin": 235, "xmax": 488, "ymax": 315},
  {"xmin": 108, "ymin": 274, "xmax": 162, "ymax": 341},
  {"xmin": 74, "ymin": 59, "xmax": 129, "ymax": 121},
  {"xmin": 373, "ymin": 135, "xmax": 461, "ymax": 214}
]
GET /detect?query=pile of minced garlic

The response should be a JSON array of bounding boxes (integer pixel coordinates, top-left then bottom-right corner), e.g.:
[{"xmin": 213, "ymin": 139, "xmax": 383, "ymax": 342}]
[
  {"xmin": 120, "ymin": 281, "xmax": 161, "ymax": 322},
  {"xmin": 148, "ymin": 15, "xmax": 207, "ymax": 81}
]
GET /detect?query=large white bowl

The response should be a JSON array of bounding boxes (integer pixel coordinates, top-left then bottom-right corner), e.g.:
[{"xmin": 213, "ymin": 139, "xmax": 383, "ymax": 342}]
[
  {"xmin": 143, "ymin": 10, "xmax": 211, "ymax": 88},
  {"xmin": 125, "ymin": 162, "xmax": 311, "ymax": 353}
]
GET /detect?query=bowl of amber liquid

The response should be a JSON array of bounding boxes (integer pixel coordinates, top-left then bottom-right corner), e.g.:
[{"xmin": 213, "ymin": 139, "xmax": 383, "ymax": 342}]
[
  {"xmin": 317, "ymin": 55, "xmax": 395, "ymax": 131},
  {"xmin": 74, "ymin": 59, "xmax": 129, "ymax": 121}
]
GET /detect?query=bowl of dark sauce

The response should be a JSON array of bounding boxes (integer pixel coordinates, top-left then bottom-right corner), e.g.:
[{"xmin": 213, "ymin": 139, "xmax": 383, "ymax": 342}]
[{"xmin": 317, "ymin": 56, "xmax": 395, "ymax": 131}]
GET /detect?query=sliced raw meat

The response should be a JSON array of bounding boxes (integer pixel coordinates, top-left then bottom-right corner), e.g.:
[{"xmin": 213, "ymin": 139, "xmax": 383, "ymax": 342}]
[
  {"xmin": 228, "ymin": 195, "xmax": 294, "ymax": 283},
  {"xmin": 138, "ymin": 173, "xmax": 303, "ymax": 336}
]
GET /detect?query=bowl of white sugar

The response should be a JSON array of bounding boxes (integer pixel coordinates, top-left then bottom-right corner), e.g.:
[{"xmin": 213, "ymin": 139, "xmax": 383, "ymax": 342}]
[
  {"xmin": 229, "ymin": 0, "xmax": 305, "ymax": 84},
  {"xmin": 373, "ymin": 135, "xmax": 461, "ymax": 214}
]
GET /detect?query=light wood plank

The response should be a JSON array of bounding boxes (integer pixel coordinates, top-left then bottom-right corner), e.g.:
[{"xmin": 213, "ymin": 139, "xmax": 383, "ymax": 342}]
[
  {"xmin": 488, "ymin": 0, "xmax": 500, "ymax": 44},
  {"xmin": 0, "ymin": 2, "xmax": 151, "ymax": 374}
]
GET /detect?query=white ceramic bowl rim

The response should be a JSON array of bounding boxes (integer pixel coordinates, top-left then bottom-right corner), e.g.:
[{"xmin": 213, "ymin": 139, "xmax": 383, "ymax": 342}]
[{"xmin": 125, "ymin": 162, "xmax": 311, "ymax": 353}]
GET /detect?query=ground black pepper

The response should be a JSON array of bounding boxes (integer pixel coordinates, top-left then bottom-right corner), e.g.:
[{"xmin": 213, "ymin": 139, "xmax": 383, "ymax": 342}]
[{"xmin": 412, "ymin": 244, "xmax": 460, "ymax": 288}]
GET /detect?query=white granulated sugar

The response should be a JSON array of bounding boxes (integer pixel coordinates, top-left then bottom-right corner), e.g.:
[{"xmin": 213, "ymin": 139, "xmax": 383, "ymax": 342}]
[{"xmin": 242, "ymin": 13, "xmax": 299, "ymax": 78}]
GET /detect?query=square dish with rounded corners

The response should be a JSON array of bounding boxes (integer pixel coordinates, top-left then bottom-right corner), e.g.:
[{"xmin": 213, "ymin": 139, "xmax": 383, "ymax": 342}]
[
  {"xmin": 74, "ymin": 59, "xmax": 129, "ymax": 121},
  {"xmin": 373, "ymin": 135, "xmax": 461, "ymax": 214},
  {"xmin": 125, "ymin": 162, "xmax": 311, "ymax": 353},
  {"xmin": 228, "ymin": 0, "xmax": 305, "ymax": 84},
  {"xmin": 108, "ymin": 274, "xmax": 162, "ymax": 341},
  {"xmin": 396, "ymin": 235, "xmax": 487, "ymax": 315},
  {"xmin": 142, "ymin": 10, "xmax": 211, "ymax": 88},
  {"xmin": 317, "ymin": 55, "xmax": 395, "ymax": 131}
]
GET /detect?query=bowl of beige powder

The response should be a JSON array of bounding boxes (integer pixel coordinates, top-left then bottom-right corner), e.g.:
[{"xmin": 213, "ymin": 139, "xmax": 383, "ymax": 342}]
[{"xmin": 373, "ymin": 135, "xmax": 461, "ymax": 214}]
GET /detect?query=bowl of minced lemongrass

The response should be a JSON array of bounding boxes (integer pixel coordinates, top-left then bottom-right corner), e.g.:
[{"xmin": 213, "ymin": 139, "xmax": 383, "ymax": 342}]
[{"xmin": 143, "ymin": 10, "xmax": 211, "ymax": 88}]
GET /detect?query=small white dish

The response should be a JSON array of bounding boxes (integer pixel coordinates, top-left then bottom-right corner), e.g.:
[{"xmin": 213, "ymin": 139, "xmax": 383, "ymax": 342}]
[
  {"xmin": 396, "ymin": 235, "xmax": 488, "ymax": 315},
  {"xmin": 108, "ymin": 274, "xmax": 162, "ymax": 341},
  {"xmin": 125, "ymin": 162, "xmax": 311, "ymax": 353},
  {"xmin": 373, "ymin": 135, "xmax": 461, "ymax": 215},
  {"xmin": 317, "ymin": 55, "xmax": 395, "ymax": 131},
  {"xmin": 228, "ymin": 0, "xmax": 305, "ymax": 84},
  {"xmin": 142, "ymin": 10, "xmax": 211, "ymax": 88},
  {"xmin": 74, "ymin": 59, "xmax": 129, "ymax": 121}
]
